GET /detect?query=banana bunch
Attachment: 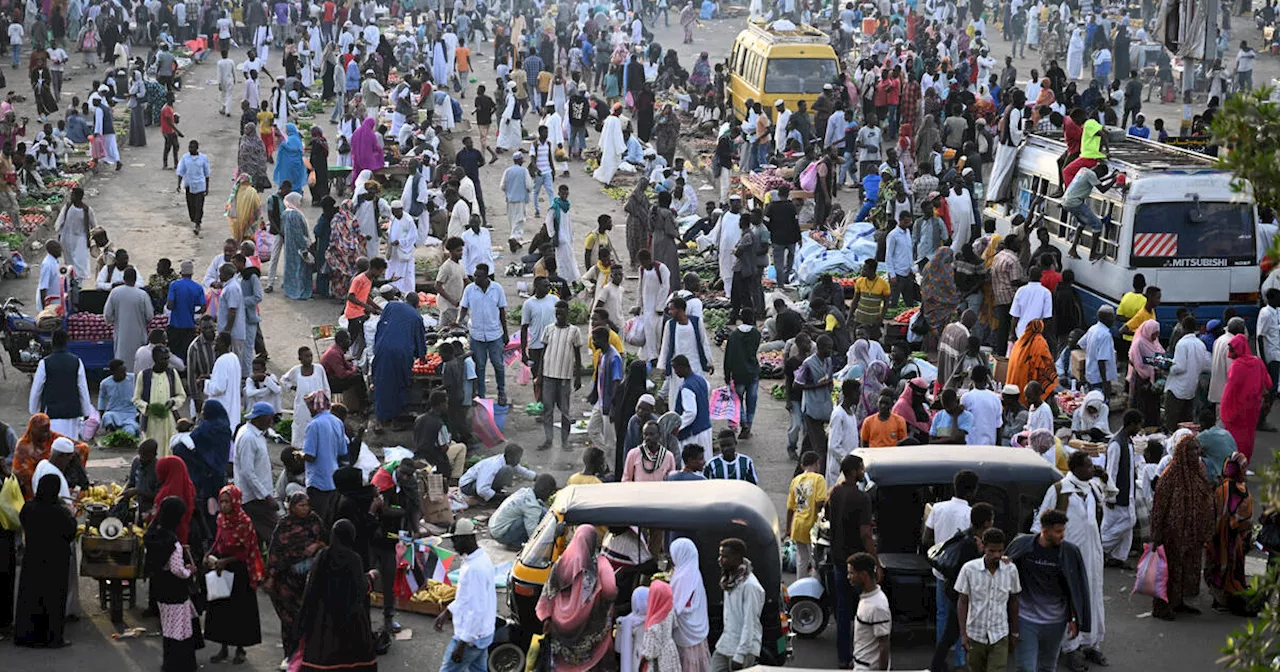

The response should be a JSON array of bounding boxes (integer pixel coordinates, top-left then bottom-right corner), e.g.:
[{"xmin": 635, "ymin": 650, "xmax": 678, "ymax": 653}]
[
  {"xmin": 409, "ymin": 580, "xmax": 457, "ymax": 605},
  {"xmin": 79, "ymin": 483, "xmax": 125, "ymax": 507}
]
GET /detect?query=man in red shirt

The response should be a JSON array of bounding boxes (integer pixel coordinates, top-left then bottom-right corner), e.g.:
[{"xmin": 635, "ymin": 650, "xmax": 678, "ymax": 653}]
[
  {"xmin": 344, "ymin": 256, "xmax": 384, "ymax": 356},
  {"xmin": 159, "ymin": 92, "xmax": 183, "ymax": 169},
  {"xmin": 1055, "ymin": 108, "xmax": 1086, "ymax": 193},
  {"xmin": 320, "ymin": 328, "xmax": 369, "ymax": 413},
  {"xmin": 322, "ymin": 0, "xmax": 336, "ymax": 39}
]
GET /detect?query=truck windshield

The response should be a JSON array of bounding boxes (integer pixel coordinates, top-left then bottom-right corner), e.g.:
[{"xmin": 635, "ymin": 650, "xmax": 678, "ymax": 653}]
[
  {"xmin": 1130, "ymin": 201, "xmax": 1255, "ymax": 267},
  {"xmin": 764, "ymin": 58, "xmax": 838, "ymax": 94}
]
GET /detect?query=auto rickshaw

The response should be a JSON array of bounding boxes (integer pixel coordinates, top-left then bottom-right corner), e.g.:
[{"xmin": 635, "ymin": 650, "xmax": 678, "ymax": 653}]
[
  {"xmin": 489, "ymin": 481, "xmax": 793, "ymax": 671},
  {"xmin": 845, "ymin": 445, "xmax": 1059, "ymax": 637}
]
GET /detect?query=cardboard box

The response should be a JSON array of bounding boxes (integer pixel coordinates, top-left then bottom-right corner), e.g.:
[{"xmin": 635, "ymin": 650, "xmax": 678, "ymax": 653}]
[
  {"xmin": 992, "ymin": 355, "xmax": 1009, "ymax": 384},
  {"xmin": 1070, "ymin": 350, "xmax": 1086, "ymax": 382}
]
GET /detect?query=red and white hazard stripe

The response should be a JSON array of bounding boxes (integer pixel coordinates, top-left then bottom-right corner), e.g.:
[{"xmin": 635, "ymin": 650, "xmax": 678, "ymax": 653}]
[{"xmin": 1133, "ymin": 233, "xmax": 1179, "ymax": 257}]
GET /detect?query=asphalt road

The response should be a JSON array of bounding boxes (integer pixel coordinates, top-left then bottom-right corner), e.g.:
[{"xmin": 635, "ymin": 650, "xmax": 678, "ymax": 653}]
[{"xmin": 2, "ymin": 8, "xmax": 1278, "ymax": 672}]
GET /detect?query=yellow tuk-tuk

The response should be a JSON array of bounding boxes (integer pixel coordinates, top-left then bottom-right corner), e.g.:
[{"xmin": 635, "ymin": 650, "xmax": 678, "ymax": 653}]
[{"xmin": 495, "ymin": 481, "xmax": 793, "ymax": 670}]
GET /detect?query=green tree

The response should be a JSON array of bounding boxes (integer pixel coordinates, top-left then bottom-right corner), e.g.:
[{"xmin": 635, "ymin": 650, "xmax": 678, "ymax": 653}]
[{"xmin": 1210, "ymin": 87, "xmax": 1280, "ymax": 213}]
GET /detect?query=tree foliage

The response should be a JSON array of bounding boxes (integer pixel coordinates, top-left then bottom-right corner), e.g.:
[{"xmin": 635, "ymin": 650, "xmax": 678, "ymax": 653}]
[
  {"xmin": 1210, "ymin": 87, "xmax": 1280, "ymax": 213},
  {"xmin": 1220, "ymin": 460, "xmax": 1280, "ymax": 670}
]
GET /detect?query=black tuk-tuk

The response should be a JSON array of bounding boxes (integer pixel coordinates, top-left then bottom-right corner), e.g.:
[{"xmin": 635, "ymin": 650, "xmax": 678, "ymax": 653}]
[
  {"xmin": 856, "ymin": 445, "xmax": 1062, "ymax": 634},
  {"xmin": 495, "ymin": 481, "xmax": 793, "ymax": 670}
]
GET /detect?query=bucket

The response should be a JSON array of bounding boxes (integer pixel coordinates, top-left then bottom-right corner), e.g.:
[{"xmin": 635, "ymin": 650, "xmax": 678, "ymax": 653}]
[{"xmin": 493, "ymin": 404, "xmax": 510, "ymax": 431}]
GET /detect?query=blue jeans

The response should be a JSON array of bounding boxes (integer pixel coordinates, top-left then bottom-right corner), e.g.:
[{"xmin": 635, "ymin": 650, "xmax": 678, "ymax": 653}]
[
  {"xmin": 733, "ymin": 378, "xmax": 759, "ymax": 426},
  {"xmin": 787, "ymin": 401, "xmax": 804, "ymax": 450},
  {"xmin": 935, "ymin": 582, "xmax": 965, "ymax": 667},
  {"xmin": 10, "ymin": 45, "xmax": 18, "ymax": 66},
  {"xmin": 840, "ymin": 151, "xmax": 856, "ymax": 185},
  {"xmin": 887, "ymin": 103, "xmax": 899, "ymax": 137},
  {"xmin": 531, "ymin": 173, "xmax": 554, "ymax": 213},
  {"xmin": 756, "ymin": 140, "xmax": 772, "ymax": 168},
  {"xmin": 1016, "ymin": 617, "xmax": 1068, "ymax": 672},
  {"xmin": 834, "ymin": 561, "xmax": 861, "ymax": 665},
  {"xmin": 1066, "ymin": 201, "xmax": 1104, "ymax": 232},
  {"xmin": 439, "ymin": 637, "xmax": 489, "ymax": 672},
  {"xmin": 470, "ymin": 336, "xmax": 507, "ymax": 400}
]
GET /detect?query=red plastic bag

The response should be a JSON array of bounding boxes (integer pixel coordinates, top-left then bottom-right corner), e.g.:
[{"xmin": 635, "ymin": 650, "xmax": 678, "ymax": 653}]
[
  {"xmin": 470, "ymin": 397, "xmax": 505, "ymax": 448},
  {"xmin": 709, "ymin": 386, "xmax": 741, "ymax": 424},
  {"xmin": 1132, "ymin": 543, "xmax": 1168, "ymax": 602}
]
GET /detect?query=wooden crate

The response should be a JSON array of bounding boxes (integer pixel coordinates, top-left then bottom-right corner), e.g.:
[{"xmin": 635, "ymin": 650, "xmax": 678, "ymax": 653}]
[
  {"xmin": 81, "ymin": 535, "xmax": 142, "ymax": 579},
  {"xmin": 370, "ymin": 591, "xmax": 450, "ymax": 616}
]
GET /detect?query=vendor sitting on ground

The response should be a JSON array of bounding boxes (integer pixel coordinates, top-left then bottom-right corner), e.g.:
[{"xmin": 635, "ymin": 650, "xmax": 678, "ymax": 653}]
[
  {"xmin": 489, "ymin": 473, "xmax": 558, "ymax": 550},
  {"xmin": 412, "ymin": 390, "xmax": 468, "ymax": 481},
  {"xmin": 458, "ymin": 443, "xmax": 537, "ymax": 503},
  {"xmin": 98, "ymin": 358, "xmax": 140, "ymax": 437}
]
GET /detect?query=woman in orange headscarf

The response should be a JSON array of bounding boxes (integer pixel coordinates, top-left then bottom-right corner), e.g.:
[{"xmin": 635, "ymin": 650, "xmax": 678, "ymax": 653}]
[
  {"xmin": 13, "ymin": 414, "xmax": 89, "ymax": 500},
  {"xmin": 1032, "ymin": 77, "xmax": 1056, "ymax": 122},
  {"xmin": 1005, "ymin": 319, "xmax": 1058, "ymax": 403}
]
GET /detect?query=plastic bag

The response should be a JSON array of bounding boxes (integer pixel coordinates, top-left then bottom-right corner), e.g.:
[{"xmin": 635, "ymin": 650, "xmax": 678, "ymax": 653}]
[
  {"xmin": 471, "ymin": 397, "xmax": 505, "ymax": 448},
  {"xmin": 709, "ymin": 386, "xmax": 741, "ymax": 424},
  {"xmin": 204, "ymin": 569, "xmax": 235, "ymax": 601},
  {"xmin": 624, "ymin": 316, "xmax": 646, "ymax": 346},
  {"xmin": 517, "ymin": 363, "xmax": 533, "ymax": 385},
  {"xmin": 355, "ymin": 443, "xmax": 381, "ymax": 482},
  {"xmin": 255, "ymin": 226, "xmax": 273, "ymax": 262},
  {"xmin": 81, "ymin": 408, "xmax": 101, "ymax": 442},
  {"xmin": 1132, "ymin": 543, "xmax": 1168, "ymax": 602},
  {"xmin": 0, "ymin": 475, "xmax": 23, "ymax": 531}
]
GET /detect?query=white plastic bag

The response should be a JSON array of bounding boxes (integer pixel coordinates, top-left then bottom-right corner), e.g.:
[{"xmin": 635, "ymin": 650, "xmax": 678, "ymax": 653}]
[
  {"xmin": 624, "ymin": 316, "xmax": 647, "ymax": 346},
  {"xmin": 355, "ymin": 443, "xmax": 381, "ymax": 482},
  {"xmin": 205, "ymin": 570, "xmax": 234, "ymax": 601}
]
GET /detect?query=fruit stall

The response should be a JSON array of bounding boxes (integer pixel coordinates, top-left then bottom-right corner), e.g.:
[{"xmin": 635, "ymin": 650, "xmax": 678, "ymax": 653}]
[
  {"xmin": 64, "ymin": 311, "xmax": 170, "ymax": 377},
  {"xmin": 78, "ymin": 483, "xmax": 146, "ymax": 624}
]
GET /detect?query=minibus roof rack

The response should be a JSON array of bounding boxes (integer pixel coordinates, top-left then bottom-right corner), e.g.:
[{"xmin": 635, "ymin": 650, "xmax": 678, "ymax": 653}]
[
  {"xmin": 1025, "ymin": 129, "xmax": 1223, "ymax": 174},
  {"xmin": 746, "ymin": 19, "xmax": 830, "ymax": 42}
]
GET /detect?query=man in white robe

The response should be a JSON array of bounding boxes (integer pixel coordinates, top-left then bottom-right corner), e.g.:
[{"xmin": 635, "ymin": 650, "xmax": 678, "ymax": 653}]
[
  {"xmin": 103, "ymin": 268, "xmax": 155, "ymax": 372},
  {"xmin": 593, "ymin": 107, "xmax": 626, "ymax": 185},
  {"xmin": 542, "ymin": 105, "xmax": 567, "ymax": 162},
  {"xmin": 354, "ymin": 190, "xmax": 391, "ymax": 260},
  {"xmin": 1035, "ymin": 452, "xmax": 1108, "ymax": 665},
  {"xmin": 29, "ymin": 331, "xmax": 94, "ymax": 439},
  {"xmin": 216, "ymin": 49, "xmax": 236, "ymax": 115},
  {"xmin": 204, "ymin": 331, "xmax": 243, "ymax": 420},
  {"xmin": 271, "ymin": 77, "xmax": 289, "ymax": 130},
  {"xmin": 447, "ymin": 190, "xmax": 471, "ymax": 239},
  {"xmin": 700, "ymin": 200, "xmax": 742, "ymax": 299},
  {"xmin": 54, "ymin": 192, "xmax": 93, "ymax": 280},
  {"xmin": 636, "ymin": 252, "xmax": 670, "ymax": 363},
  {"xmin": 1102, "ymin": 413, "xmax": 1141, "ymax": 568},
  {"xmin": 385, "ymin": 200, "xmax": 418, "ymax": 295},
  {"xmin": 773, "ymin": 100, "xmax": 791, "ymax": 154},
  {"xmin": 945, "ymin": 183, "xmax": 975, "ymax": 252}
]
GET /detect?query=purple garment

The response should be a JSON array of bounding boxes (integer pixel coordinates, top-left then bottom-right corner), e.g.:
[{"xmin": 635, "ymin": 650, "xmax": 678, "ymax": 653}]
[
  {"xmin": 349, "ymin": 118, "xmax": 385, "ymax": 182},
  {"xmin": 274, "ymin": 2, "xmax": 289, "ymax": 23}
]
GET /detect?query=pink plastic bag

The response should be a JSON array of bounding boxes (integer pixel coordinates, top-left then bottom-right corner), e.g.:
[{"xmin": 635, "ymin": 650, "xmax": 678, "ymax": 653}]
[
  {"xmin": 1132, "ymin": 543, "xmax": 1168, "ymax": 602},
  {"xmin": 516, "ymin": 363, "xmax": 533, "ymax": 385},
  {"xmin": 709, "ymin": 386, "xmax": 741, "ymax": 424},
  {"xmin": 81, "ymin": 408, "xmax": 100, "ymax": 442},
  {"xmin": 470, "ymin": 397, "xmax": 506, "ymax": 448},
  {"xmin": 255, "ymin": 227, "xmax": 273, "ymax": 262}
]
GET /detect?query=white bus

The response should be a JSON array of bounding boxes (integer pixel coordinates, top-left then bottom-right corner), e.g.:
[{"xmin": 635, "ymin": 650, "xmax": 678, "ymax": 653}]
[{"xmin": 984, "ymin": 130, "xmax": 1260, "ymax": 331}]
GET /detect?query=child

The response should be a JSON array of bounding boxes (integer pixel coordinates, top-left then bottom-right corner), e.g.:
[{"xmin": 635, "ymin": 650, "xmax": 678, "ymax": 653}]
[
  {"xmin": 239, "ymin": 99, "xmax": 257, "ymax": 133},
  {"xmin": 336, "ymin": 134, "xmax": 351, "ymax": 167},
  {"xmin": 1135, "ymin": 438, "xmax": 1164, "ymax": 544},
  {"xmin": 51, "ymin": 120, "xmax": 73, "ymax": 166},
  {"xmin": 584, "ymin": 214, "xmax": 613, "ymax": 269},
  {"xmin": 1024, "ymin": 380, "xmax": 1053, "ymax": 433},
  {"xmin": 274, "ymin": 446, "xmax": 307, "ymax": 506},
  {"xmin": 614, "ymin": 586, "xmax": 649, "ymax": 672},
  {"xmin": 119, "ymin": 438, "xmax": 159, "ymax": 518},
  {"xmin": 257, "ymin": 99, "xmax": 275, "ymax": 158},
  {"xmin": 787, "ymin": 451, "xmax": 829, "ymax": 577},
  {"xmin": 243, "ymin": 356, "xmax": 283, "ymax": 413},
  {"xmin": 1154, "ymin": 118, "xmax": 1169, "ymax": 143},
  {"xmin": 168, "ymin": 418, "xmax": 194, "ymax": 458}
]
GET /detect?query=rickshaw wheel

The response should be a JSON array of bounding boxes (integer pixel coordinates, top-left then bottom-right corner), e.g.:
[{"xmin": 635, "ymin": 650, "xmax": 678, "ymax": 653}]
[
  {"xmin": 788, "ymin": 596, "xmax": 828, "ymax": 638},
  {"xmin": 487, "ymin": 642, "xmax": 525, "ymax": 672}
]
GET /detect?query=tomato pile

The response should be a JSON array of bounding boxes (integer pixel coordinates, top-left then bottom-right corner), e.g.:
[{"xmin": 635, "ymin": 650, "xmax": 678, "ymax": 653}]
[{"xmin": 412, "ymin": 352, "xmax": 443, "ymax": 375}]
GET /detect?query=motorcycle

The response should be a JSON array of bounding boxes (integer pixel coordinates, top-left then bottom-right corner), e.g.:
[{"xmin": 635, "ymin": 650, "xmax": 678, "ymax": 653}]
[
  {"xmin": 0, "ymin": 297, "xmax": 46, "ymax": 375},
  {"xmin": 786, "ymin": 514, "xmax": 835, "ymax": 638}
]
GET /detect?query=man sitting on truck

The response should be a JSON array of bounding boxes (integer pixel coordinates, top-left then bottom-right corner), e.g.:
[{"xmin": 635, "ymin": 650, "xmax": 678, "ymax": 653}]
[
  {"xmin": 1062, "ymin": 113, "xmax": 1110, "ymax": 187},
  {"xmin": 1065, "ymin": 163, "xmax": 1119, "ymax": 262}
]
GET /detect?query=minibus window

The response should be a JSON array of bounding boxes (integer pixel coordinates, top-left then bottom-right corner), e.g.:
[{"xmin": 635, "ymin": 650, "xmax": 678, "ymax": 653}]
[
  {"xmin": 521, "ymin": 514, "xmax": 561, "ymax": 569},
  {"xmin": 1131, "ymin": 201, "xmax": 1255, "ymax": 261},
  {"xmin": 764, "ymin": 58, "xmax": 839, "ymax": 94}
]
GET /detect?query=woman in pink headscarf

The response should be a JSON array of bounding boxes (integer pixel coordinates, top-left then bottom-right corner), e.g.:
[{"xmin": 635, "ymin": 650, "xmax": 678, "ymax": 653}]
[
  {"xmin": 347, "ymin": 118, "xmax": 384, "ymax": 184},
  {"xmin": 1220, "ymin": 333, "xmax": 1272, "ymax": 462},
  {"xmin": 1127, "ymin": 319, "xmax": 1164, "ymax": 426},
  {"xmin": 535, "ymin": 526, "xmax": 618, "ymax": 671}
]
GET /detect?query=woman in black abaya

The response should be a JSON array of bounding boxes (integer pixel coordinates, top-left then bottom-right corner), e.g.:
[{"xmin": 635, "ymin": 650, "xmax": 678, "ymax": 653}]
[
  {"xmin": 13, "ymin": 474, "xmax": 77, "ymax": 648},
  {"xmin": 295, "ymin": 520, "xmax": 378, "ymax": 671}
]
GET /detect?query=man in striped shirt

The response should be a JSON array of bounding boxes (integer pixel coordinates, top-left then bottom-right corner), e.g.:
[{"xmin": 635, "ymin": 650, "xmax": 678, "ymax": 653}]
[{"xmin": 703, "ymin": 429, "xmax": 758, "ymax": 484}]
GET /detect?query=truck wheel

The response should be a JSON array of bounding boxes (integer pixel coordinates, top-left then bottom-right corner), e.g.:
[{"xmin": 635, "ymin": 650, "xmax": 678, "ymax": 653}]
[
  {"xmin": 788, "ymin": 596, "xmax": 828, "ymax": 638},
  {"xmin": 487, "ymin": 642, "xmax": 524, "ymax": 672}
]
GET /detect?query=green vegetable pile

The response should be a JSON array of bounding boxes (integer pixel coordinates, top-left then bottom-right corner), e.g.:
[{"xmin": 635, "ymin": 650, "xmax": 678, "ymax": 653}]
[
  {"xmin": 507, "ymin": 304, "xmax": 522, "ymax": 324},
  {"xmin": 100, "ymin": 429, "xmax": 138, "ymax": 449},
  {"xmin": 0, "ymin": 232, "xmax": 24, "ymax": 249},
  {"xmin": 771, "ymin": 384, "xmax": 787, "ymax": 400},
  {"xmin": 274, "ymin": 417, "xmax": 293, "ymax": 443},
  {"xmin": 703, "ymin": 307, "xmax": 730, "ymax": 332},
  {"xmin": 146, "ymin": 402, "xmax": 170, "ymax": 418},
  {"xmin": 568, "ymin": 301, "xmax": 590, "ymax": 325}
]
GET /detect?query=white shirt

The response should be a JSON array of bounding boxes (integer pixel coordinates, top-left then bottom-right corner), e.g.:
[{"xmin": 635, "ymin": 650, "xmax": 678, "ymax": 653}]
[
  {"xmin": 960, "ymin": 389, "xmax": 1003, "ymax": 446},
  {"xmin": 827, "ymin": 405, "xmax": 860, "ymax": 488},
  {"xmin": 458, "ymin": 453, "xmax": 536, "ymax": 501},
  {"xmin": 926, "ymin": 496, "xmax": 972, "ymax": 578},
  {"xmin": 38, "ymin": 254, "xmax": 62, "ymax": 307},
  {"xmin": 954, "ymin": 558, "xmax": 1022, "ymax": 644},
  {"xmin": 1258, "ymin": 305, "xmax": 1280, "ymax": 363},
  {"xmin": 96, "ymin": 264, "xmax": 127, "ymax": 290},
  {"xmin": 243, "ymin": 374, "xmax": 283, "ymax": 412},
  {"xmin": 460, "ymin": 227, "xmax": 493, "ymax": 276},
  {"xmin": 448, "ymin": 548, "xmax": 497, "ymax": 643},
  {"xmin": 715, "ymin": 571, "xmax": 765, "ymax": 664},
  {"xmin": 233, "ymin": 423, "xmax": 273, "ymax": 502},
  {"xmin": 1026, "ymin": 402, "xmax": 1054, "ymax": 434},
  {"xmin": 7, "ymin": 23, "xmax": 22, "ymax": 45},
  {"xmin": 1009, "ymin": 282, "xmax": 1053, "ymax": 337},
  {"xmin": 852, "ymin": 586, "xmax": 891, "ymax": 671},
  {"xmin": 1166, "ymin": 333, "xmax": 1211, "ymax": 400},
  {"xmin": 29, "ymin": 353, "xmax": 92, "ymax": 418}
]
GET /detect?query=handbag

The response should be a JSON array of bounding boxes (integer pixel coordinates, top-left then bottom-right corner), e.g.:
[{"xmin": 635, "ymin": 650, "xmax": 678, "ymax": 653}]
[
  {"xmin": 0, "ymin": 475, "xmax": 24, "ymax": 531},
  {"xmin": 204, "ymin": 569, "xmax": 235, "ymax": 601}
]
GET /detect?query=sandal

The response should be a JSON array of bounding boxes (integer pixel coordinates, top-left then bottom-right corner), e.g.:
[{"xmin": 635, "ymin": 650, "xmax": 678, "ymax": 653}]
[
  {"xmin": 232, "ymin": 652, "xmax": 247, "ymax": 664},
  {"xmin": 211, "ymin": 650, "xmax": 229, "ymax": 663}
]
